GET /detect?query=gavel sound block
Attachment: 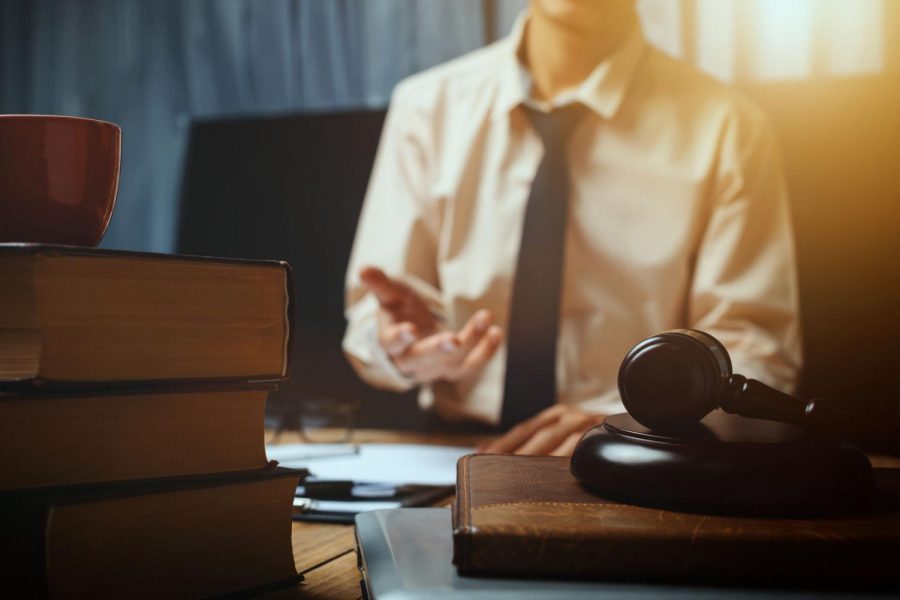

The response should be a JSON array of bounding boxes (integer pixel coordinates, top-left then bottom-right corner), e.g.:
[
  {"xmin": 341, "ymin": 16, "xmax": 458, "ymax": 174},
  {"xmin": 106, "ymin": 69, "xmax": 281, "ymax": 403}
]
[
  {"xmin": 571, "ymin": 411, "xmax": 873, "ymax": 516},
  {"xmin": 571, "ymin": 330, "xmax": 876, "ymax": 516}
]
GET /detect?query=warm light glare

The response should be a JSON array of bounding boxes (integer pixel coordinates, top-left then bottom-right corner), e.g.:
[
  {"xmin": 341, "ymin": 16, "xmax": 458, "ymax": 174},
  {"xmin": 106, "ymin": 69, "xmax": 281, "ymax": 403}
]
[
  {"xmin": 696, "ymin": 0, "xmax": 736, "ymax": 81},
  {"xmin": 748, "ymin": 0, "xmax": 815, "ymax": 80},
  {"xmin": 820, "ymin": 0, "xmax": 884, "ymax": 77},
  {"xmin": 639, "ymin": 0, "xmax": 887, "ymax": 82}
]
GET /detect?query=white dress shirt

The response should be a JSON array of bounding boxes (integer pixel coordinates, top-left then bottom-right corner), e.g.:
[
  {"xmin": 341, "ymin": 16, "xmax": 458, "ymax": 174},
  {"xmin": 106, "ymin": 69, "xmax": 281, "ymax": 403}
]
[{"xmin": 343, "ymin": 14, "xmax": 802, "ymax": 425}]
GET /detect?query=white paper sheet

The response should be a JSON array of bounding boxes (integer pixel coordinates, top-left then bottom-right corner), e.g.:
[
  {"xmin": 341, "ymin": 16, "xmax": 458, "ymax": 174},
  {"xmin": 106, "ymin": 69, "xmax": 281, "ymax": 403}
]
[
  {"xmin": 310, "ymin": 499, "xmax": 402, "ymax": 513},
  {"xmin": 267, "ymin": 443, "xmax": 473, "ymax": 486}
]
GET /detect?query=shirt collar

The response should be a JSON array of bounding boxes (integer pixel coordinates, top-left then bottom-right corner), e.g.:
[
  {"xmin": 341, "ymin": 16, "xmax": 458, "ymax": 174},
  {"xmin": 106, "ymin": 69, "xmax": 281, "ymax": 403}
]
[{"xmin": 494, "ymin": 10, "xmax": 646, "ymax": 120}]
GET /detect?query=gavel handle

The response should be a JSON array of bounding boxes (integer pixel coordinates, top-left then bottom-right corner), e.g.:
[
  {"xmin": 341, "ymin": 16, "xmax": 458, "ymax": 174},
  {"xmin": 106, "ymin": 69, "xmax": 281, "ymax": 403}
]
[{"xmin": 721, "ymin": 375, "xmax": 893, "ymax": 441}]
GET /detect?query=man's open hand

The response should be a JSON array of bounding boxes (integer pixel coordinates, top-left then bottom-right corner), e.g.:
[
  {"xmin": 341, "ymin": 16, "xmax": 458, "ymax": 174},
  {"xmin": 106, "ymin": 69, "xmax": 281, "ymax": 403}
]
[
  {"xmin": 360, "ymin": 266, "xmax": 503, "ymax": 383},
  {"xmin": 478, "ymin": 404, "xmax": 606, "ymax": 457}
]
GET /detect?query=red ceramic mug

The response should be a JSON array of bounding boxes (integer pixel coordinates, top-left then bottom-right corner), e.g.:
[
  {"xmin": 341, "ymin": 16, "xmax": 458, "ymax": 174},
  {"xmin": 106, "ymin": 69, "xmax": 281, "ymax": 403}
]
[{"xmin": 0, "ymin": 115, "xmax": 121, "ymax": 247}]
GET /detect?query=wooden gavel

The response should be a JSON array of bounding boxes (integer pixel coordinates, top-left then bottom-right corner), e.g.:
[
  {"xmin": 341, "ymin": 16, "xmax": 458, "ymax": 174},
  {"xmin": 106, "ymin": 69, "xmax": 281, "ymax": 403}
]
[{"xmin": 617, "ymin": 329, "xmax": 891, "ymax": 441}]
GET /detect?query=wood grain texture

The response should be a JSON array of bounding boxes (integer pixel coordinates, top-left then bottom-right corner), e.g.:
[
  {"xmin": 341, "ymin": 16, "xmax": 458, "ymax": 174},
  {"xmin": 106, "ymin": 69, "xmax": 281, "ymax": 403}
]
[
  {"xmin": 291, "ymin": 522, "xmax": 356, "ymax": 574},
  {"xmin": 252, "ymin": 552, "xmax": 361, "ymax": 600},
  {"xmin": 296, "ymin": 552, "xmax": 362, "ymax": 600},
  {"xmin": 258, "ymin": 429, "xmax": 483, "ymax": 599}
]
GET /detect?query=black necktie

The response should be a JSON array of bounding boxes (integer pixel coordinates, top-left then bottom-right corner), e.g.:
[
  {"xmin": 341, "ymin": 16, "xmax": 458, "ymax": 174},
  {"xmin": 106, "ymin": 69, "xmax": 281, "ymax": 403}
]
[{"xmin": 500, "ymin": 104, "xmax": 584, "ymax": 430}]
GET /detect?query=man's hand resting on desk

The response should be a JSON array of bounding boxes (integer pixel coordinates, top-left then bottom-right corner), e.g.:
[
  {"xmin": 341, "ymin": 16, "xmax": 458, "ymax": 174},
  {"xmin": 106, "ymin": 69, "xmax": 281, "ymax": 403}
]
[
  {"xmin": 360, "ymin": 266, "xmax": 503, "ymax": 383},
  {"xmin": 478, "ymin": 404, "xmax": 606, "ymax": 457}
]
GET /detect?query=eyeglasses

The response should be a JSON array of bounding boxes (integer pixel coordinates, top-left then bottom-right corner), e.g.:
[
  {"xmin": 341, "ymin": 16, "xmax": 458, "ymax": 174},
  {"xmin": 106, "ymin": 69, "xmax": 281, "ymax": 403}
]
[{"xmin": 268, "ymin": 397, "xmax": 361, "ymax": 445}]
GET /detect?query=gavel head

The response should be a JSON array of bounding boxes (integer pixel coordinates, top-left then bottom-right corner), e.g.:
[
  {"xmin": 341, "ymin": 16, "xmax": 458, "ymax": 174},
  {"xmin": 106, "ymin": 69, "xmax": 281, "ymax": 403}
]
[{"xmin": 617, "ymin": 329, "xmax": 732, "ymax": 431}]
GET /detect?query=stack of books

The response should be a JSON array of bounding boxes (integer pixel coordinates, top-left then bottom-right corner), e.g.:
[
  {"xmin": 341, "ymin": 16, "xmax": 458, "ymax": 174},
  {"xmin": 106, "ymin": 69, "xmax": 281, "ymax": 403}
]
[{"xmin": 0, "ymin": 244, "xmax": 305, "ymax": 598}]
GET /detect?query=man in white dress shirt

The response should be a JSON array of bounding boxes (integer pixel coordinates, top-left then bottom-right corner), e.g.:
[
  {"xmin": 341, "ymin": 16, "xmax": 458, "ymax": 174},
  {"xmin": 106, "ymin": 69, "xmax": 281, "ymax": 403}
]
[{"xmin": 342, "ymin": 0, "xmax": 801, "ymax": 455}]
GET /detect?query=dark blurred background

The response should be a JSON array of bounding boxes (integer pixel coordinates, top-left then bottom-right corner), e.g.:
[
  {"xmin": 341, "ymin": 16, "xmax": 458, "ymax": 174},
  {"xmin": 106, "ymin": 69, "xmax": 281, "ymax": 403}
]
[{"xmin": 2, "ymin": 0, "xmax": 898, "ymax": 430}]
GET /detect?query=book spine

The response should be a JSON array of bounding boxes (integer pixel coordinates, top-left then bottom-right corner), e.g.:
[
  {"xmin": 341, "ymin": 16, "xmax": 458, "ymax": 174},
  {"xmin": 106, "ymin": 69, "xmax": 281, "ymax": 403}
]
[
  {"xmin": 451, "ymin": 454, "xmax": 474, "ymax": 572},
  {"xmin": 0, "ymin": 496, "xmax": 50, "ymax": 597},
  {"xmin": 452, "ymin": 528, "xmax": 900, "ymax": 584}
]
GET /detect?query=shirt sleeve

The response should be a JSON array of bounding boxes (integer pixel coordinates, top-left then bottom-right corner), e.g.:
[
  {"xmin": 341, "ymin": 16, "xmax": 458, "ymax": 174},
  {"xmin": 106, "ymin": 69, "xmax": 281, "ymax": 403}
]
[
  {"xmin": 342, "ymin": 80, "xmax": 443, "ymax": 392},
  {"xmin": 689, "ymin": 101, "xmax": 803, "ymax": 394}
]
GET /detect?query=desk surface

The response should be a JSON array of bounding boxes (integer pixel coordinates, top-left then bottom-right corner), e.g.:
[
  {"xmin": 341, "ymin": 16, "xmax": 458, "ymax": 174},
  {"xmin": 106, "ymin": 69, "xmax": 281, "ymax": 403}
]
[
  {"xmin": 261, "ymin": 429, "xmax": 900, "ymax": 600},
  {"xmin": 261, "ymin": 428, "xmax": 487, "ymax": 600}
]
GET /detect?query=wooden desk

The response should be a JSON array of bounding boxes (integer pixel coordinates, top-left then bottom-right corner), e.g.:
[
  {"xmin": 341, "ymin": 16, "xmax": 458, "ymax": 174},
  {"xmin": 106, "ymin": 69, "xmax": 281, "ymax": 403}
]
[
  {"xmin": 262, "ymin": 430, "xmax": 900, "ymax": 600},
  {"xmin": 261, "ymin": 429, "xmax": 488, "ymax": 600}
]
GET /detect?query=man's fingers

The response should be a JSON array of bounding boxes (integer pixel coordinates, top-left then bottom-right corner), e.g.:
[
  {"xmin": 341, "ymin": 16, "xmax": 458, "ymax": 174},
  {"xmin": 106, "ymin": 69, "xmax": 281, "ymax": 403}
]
[
  {"xmin": 360, "ymin": 266, "xmax": 410, "ymax": 311},
  {"xmin": 550, "ymin": 431, "xmax": 585, "ymax": 457},
  {"xmin": 514, "ymin": 410, "xmax": 597, "ymax": 455},
  {"xmin": 547, "ymin": 413, "xmax": 606, "ymax": 456},
  {"xmin": 443, "ymin": 310, "xmax": 495, "ymax": 373},
  {"xmin": 514, "ymin": 420, "xmax": 578, "ymax": 456},
  {"xmin": 455, "ymin": 310, "xmax": 492, "ymax": 354},
  {"xmin": 490, "ymin": 408, "xmax": 601, "ymax": 456},
  {"xmin": 380, "ymin": 321, "xmax": 419, "ymax": 357},
  {"xmin": 480, "ymin": 404, "xmax": 566, "ymax": 454},
  {"xmin": 393, "ymin": 331, "xmax": 459, "ymax": 380},
  {"xmin": 451, "ymin": 326, "xmax": 502, "ymax": 379},
  {"xmin": 479, "ymin": 406, "xmax": 606, "ymax": 455},
  {"xmin": 387, "ymin": 310, "xmax": 500, "ymax": 384}
]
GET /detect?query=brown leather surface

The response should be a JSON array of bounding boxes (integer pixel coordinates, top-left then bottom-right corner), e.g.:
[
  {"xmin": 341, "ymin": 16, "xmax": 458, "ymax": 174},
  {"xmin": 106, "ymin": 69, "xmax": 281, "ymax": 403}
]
[{"xmin": 453, "ymin": 454, "xmax": 900, "ymax": 584}]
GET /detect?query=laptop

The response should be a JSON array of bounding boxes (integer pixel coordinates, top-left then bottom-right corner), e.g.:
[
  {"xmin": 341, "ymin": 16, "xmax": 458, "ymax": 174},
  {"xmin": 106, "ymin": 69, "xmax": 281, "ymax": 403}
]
[{"xmin": 354, "ymin": 508, "xmax": 896, "ymax": 600}]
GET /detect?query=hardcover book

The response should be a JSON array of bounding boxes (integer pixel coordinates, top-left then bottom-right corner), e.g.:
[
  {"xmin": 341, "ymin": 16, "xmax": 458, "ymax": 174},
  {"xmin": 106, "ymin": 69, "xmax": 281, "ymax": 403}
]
[
  {"xmin": 0, "ymin": 386, "xmax": 274, "ymax": 490},
  {"xmin": 0, "ymin": 244, "xmax": 292, "ymax": 388},
  {"xmin": 1, "ymin": 466, "xmax": 306, "ymax": 598}
]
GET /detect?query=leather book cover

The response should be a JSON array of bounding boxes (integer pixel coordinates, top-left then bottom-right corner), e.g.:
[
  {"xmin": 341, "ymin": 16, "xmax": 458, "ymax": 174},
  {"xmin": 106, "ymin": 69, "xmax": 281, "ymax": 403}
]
[{"xmin": 453, "ymin": 454, "xmax": 900, "ymax": 585}]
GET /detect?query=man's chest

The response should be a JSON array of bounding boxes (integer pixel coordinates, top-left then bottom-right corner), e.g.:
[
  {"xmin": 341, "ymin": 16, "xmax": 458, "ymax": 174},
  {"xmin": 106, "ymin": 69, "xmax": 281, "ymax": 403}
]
[{"xmin": 431, "ymin": 120, "xmax": 714, "ymax": 277}]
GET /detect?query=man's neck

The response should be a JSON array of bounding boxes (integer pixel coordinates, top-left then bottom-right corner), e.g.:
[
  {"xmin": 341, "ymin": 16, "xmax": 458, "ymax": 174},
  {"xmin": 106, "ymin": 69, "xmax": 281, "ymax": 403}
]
[{"xmin": 522, "ymin": 9, "xmax": 637, "ymax": 103}]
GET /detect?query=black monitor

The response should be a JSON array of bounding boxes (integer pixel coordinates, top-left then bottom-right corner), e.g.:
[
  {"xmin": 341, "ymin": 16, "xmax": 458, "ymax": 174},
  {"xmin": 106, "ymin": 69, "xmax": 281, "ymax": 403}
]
[{"xmin": 177, "ymin": 109, "xmax": 426, "ymax": 429}]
